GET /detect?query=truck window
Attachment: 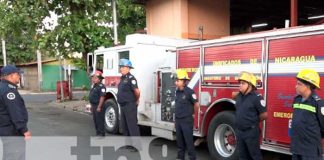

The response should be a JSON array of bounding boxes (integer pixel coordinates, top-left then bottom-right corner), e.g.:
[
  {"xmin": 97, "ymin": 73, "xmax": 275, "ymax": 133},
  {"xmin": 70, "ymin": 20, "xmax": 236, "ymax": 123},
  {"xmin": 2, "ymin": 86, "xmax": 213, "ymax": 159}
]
[
  {"xmin": 96, "ymin": 54, "xmax": 104, "ymax": 72},
  {"xmin": 107, "ymin": 58, "xmax": 113, "ymax": 69},
  {"xmin": 119, "ymin": 51, "xmax": 129, "ymax": 60},
  {"xmin": 87, "ymin": 53, "xmax": 94, "ymax": 74}
]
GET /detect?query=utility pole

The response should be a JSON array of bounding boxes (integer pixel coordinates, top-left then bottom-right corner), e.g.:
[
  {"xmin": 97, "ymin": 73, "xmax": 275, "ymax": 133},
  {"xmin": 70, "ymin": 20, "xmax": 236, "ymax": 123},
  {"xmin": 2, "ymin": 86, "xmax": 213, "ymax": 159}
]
[
  {"xmin": 37, "ymin": 49, "xmax": 42, "ymax": 91},
  {"xmin": 2, "ymin": 38, "xmax": 6, "ymax": 66},
  {"xmin": 58, "ymin": 53, "xmax": 64, "ymax": 102},
  {"xmin": 112, "ymin": 0, "xmax": 118, "ymax": 45}
]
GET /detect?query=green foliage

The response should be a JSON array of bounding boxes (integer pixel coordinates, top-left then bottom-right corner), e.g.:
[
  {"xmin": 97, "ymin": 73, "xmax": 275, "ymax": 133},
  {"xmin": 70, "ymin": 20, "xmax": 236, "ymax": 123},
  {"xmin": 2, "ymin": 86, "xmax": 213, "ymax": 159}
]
[
  {"xmin": 71, "ymin": 58, "xmax": 87, "ymax": 70},
  {"xmin": 117, "ymin": 0, "xmax": 146, "ymax": 43},
  {"xmin": 0, "ymin": 0, "xmax": 48, "ymax": 64},
  {"xmin": 39, "ymin": 0, "xmax": 146, "ymax": 69},
  {"xmin": 0, "ymin": 0, "xmax": 146, "ymax": 68}
]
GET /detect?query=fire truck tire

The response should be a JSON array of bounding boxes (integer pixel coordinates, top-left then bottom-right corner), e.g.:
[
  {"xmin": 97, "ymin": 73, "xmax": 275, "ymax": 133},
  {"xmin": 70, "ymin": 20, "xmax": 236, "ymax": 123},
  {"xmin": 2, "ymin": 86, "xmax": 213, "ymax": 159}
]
[
  {"xmin": 104, "ymin": 99, "xmax": 119, "ymax": 134},
  {"xmin": 207, "ymin": 111, "xmax": 238, "ymax": 160}
]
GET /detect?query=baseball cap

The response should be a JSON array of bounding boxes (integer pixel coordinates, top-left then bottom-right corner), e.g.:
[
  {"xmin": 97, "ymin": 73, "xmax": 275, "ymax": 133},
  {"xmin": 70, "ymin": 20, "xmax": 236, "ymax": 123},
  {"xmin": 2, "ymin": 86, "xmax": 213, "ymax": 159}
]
[
  {"xmin": 1, "ymin": 65, "xmax": 24, "ymax": 76},
  {"xmin": 90, "ymin": 70, "xmax": 103, "ymax": 79}
]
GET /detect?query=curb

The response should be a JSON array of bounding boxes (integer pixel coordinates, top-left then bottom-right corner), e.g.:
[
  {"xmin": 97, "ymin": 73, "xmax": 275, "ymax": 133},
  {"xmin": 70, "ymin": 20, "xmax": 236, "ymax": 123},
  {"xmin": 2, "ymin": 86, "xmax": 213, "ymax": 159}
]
[
  {"xmin": 47, "ymin": 100, "xmax": 92, "ymax": 115},
  {"xmin": 19, "ymin": 90, "xmax": 88, "ymax": 95}
]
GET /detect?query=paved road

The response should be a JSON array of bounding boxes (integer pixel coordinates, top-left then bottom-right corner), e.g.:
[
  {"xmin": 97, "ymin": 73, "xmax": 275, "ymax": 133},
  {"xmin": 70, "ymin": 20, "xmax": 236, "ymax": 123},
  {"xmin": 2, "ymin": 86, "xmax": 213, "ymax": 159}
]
[
  {"xmin": 21, "ymin": 91, "xmax": 86, "ymax": 103},
  {"xmin": 20, "ymin": 92, "xmax": 290, "ymax": 160},
  {"xmin": 27, "ymin": 100, "xmax": 210, "ymax": 160}
]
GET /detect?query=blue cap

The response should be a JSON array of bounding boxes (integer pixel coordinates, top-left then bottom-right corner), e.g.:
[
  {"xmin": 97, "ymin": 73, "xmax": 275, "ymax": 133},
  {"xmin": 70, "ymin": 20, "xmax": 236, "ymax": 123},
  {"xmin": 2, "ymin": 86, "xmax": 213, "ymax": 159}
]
[
  {"xmin": 1, "ymin": 65, "xmax": 24, "ymax": 76},
  {"xmin": 119, "ymin": 59, "xmax": 134, "ymax": 69}
]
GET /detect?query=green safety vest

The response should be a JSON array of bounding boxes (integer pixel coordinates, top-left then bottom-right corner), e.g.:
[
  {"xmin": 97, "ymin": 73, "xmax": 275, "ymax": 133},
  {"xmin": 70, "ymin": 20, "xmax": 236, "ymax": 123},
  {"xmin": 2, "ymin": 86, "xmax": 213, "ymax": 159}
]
[{"xmin": 293, "ymin": 103, "xmax": 316, "ymax": 113}]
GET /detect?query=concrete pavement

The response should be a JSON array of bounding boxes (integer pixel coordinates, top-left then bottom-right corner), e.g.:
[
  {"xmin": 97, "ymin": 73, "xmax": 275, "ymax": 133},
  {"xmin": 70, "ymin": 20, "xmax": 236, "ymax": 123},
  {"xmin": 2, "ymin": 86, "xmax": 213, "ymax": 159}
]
[{"xmin": 19, "ymin": 89, "xmax": 91, "ymax": 114}]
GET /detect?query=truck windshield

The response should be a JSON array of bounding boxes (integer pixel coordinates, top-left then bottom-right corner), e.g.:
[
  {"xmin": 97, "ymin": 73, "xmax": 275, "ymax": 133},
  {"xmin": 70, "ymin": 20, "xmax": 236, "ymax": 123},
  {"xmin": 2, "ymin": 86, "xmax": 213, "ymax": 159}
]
[
  {"xmin": 119, "ymin": 51, "xmax": 129, "ymax": 60},
  {"xmin": 95, "ymin": 54, "xmax": 104, "ymax": 72}
]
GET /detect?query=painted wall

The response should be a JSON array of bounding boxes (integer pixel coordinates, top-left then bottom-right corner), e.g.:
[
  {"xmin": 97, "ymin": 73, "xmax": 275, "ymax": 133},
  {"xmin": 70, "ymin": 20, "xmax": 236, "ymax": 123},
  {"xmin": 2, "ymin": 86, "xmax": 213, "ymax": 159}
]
[
  {"xmin": 187, "ymin": 0, "xmax": 229, "ymax": 39},
  {"xmin": 19, "ymin": 66, "xmax": 38, "ymax": 90},
  {"xmin": 145, "ymin": 0, "xmax": 229, "ymax": 39},
  {"xmin": 42, "ymin": 64, "xmax": 90, "ymax": 91}
]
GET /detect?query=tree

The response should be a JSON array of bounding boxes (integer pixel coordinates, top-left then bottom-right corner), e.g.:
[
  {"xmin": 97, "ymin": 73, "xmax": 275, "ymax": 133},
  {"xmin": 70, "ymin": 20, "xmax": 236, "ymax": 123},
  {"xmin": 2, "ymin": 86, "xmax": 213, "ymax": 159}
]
[
  {"xmin": 39, "ymin": 0, "xmax": 146, "ymax": 69},
  {"xmin": 0, "ymin": 0, "xmax": 48, "ymax": 64},
  {"xmin": 0, "ymin": 0, "xmax": 146, "ymax": 68}
]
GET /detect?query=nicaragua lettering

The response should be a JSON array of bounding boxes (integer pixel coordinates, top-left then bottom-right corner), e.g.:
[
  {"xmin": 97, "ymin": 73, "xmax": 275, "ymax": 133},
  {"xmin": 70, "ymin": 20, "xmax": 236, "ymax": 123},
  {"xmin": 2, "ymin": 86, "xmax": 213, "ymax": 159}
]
[{"xmin": 275, "ymin": 55, "xmax": 315, "ymax": 64}]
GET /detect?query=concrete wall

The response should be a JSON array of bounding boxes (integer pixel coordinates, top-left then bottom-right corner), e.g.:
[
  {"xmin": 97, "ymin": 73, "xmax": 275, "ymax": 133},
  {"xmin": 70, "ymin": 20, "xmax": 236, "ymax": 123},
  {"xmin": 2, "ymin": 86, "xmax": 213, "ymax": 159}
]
[
  {"xmin": 20, "ymin": 66, "xmax": 39, "ymax": 91},
  {"xmin": 187, "ymin": 0, "xmax": 229, "ymax": 39},
  {"xmin": 145, "ymin": 0, "xmax": 229, "ymax": 39}
]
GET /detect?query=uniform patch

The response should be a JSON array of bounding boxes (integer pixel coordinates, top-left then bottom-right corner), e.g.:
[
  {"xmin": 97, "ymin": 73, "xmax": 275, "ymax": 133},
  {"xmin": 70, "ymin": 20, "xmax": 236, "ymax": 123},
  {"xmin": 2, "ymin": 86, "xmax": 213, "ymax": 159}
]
[
  {"xmin": 182, "ymin": 95, "xmax": 186, "ymax": 99},
  {"xmin": 132, "ymin": 80, "xmax": 137, "ymax": 85},
  {"xmin": 321, "ymin": 107, "xmax": 324, "ymax": 115},
  {"xmin": 192, "ymin": 94, "xmax": 197, "ymax": 100},
  {"xmin": 260, "ymin": 100, "xmax": 266, "ymax": 107},
  {"xmin": 7, "ymin": 92, "xmax": 15, "ymax": 100},
  {"xmin": 101, "ymin": 88, "xmax": 106, "ymax": 93}
]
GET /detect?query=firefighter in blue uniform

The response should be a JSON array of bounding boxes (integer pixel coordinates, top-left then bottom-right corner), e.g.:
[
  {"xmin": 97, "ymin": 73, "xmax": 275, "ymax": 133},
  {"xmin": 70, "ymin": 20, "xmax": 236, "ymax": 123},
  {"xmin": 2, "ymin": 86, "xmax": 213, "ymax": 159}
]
[
  {"xmin": 291, "ymin": 69, "xmax": 323, "ymax": 160},
  {"xmin": 0, "ymin": 65, "xmax": 32, "ymax": 160},
  {"xmin": 174, "ymin": 69, "xmax": 199, "ymax": 160},
  {"xmin": 235, "ymin": 71, "xmax": 267, "ymax": 160},
  {"xmin": 89, "ymin": 70, "xmax": 106, "ymax": 136},
  {"xmin": 117, "ymin": 59, "xmax": 141, "ymax": 150}
]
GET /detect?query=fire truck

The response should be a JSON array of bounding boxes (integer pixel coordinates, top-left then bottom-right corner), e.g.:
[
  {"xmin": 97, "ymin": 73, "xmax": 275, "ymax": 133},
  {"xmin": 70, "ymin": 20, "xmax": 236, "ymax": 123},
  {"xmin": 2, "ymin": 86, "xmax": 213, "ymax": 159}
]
[{"xmin": 88, "ymin": 24, "xmax": 324, "ymax": 159}]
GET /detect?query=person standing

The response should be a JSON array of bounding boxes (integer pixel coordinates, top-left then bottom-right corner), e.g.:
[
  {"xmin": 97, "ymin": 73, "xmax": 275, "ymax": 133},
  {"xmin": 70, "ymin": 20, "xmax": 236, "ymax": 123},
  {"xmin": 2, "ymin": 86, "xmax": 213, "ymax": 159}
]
[
  {"xmin": 0, "ymin": 65, "xmax": 31, "ymax": 160},
  {"xmin": 291, "ymin": 69, "xmax": 323, "ymax": 160},
  {"xmin": 117, "ymin": 59, "xmax": 141, "ymax": 150},
  {"xmin": 89, "ymin": 70, "xmax": 106, "ymax": 137},
  {"xmin": 174, "ymin": 69, "xmax": 199, "ymax": 160},
  {"xmin": 235, "ymin": 71, "xmax": 267, "ymax": 160}
]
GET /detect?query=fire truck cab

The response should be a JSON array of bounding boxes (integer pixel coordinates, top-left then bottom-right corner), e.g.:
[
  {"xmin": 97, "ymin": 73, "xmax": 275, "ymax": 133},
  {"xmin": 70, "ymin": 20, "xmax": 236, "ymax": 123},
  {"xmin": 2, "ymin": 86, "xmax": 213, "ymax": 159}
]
[{"xmin": 88, "ymin": 34, "xmax": 193, "ymax": 137}]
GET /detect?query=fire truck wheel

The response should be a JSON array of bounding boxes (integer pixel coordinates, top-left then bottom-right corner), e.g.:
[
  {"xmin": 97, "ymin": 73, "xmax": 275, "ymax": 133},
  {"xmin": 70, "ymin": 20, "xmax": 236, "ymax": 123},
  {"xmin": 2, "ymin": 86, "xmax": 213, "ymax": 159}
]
[
  {"xmin": 104, "ymin": 99, "xmax": 119, "ymax": 134},
  {"xmin": 207, "ymin": 111, "xmax": 238, "ymax": 160}
]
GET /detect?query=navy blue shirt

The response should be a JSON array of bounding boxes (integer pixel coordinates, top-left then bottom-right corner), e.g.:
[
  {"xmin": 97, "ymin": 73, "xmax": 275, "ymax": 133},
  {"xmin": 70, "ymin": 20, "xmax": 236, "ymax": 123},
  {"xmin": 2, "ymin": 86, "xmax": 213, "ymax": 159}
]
[
  {"xmin": 117, "ymin": 73, "xmax": 138, "ymax": 105},
  {"xmin": 175, "ymin": 86, "xmax": 198, "ymax": 119},
  {"xmin": 0, "ymin": 80, "xmax": 28, "ymax": 136},
  {"xmin": 89, "ymin": 82, "xmax": 106, "ymax": 105},
  {"xmin": 291, "ymin": 94, "xmax": 322, "ymax": 156},
  {"xmin": 235, "ymin": 91, "xmax": 266, "ymax": 130}
]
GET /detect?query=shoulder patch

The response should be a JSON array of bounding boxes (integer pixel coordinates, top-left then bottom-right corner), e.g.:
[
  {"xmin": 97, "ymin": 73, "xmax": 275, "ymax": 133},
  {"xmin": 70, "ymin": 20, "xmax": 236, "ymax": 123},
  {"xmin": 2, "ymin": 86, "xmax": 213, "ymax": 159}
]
[
  {"xmin": 8, "ymin": 84, "xmax": 16, "ymax": 89},
  {"xmin": 312, "ymin": 94, "xmax": 321, "ymax": 101},
  {"xmin": 7, "ymin": 92, "xmax": 16, "ymax": 100},
  {"xmin": 192, "ymin": 94, "xmax": 197, "ymax": 100},
  {"xmin": 260, "ymin": 100, "xmax": 266, "ymax": 107},
  {"xmin": 101, "ymin": 88, "xmax": 106, "ymax": 93},
  {"xmin": 321, "ymin": 107, "xmax": 324, "ymax": 116},
  {"xmin": 132, "ymin": 80, "xmax": 137, "ymax": 85}
]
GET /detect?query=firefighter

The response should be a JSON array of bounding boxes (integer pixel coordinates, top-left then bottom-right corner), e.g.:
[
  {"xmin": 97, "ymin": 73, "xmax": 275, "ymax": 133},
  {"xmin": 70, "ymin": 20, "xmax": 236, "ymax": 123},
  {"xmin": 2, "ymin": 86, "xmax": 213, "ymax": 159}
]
[
  {"xmin": 291, "ymin": 69, "xmax": 323, "ymax": 160},
  {"xmin": 174, "ymin": 69, "xmax": 199, "ymax": 160},
  {"xmin": 117, "ymin": 59, "xmax": 141, "ymax": 151},
  {"xmin": 235, "ymin": 71, "xmax": 267, "ymax": 160},
  {"xmin": 89, "ymin": 70, "xmax": 106, "ymax": 136},
  {"xmin": 0, "ymin": 65, "xmax": 32, "ymax": 160}
]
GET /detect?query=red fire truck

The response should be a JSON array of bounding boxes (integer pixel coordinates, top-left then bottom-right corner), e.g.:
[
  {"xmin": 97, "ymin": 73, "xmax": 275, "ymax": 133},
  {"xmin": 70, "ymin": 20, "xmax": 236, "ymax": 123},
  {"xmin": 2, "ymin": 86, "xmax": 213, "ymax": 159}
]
[{"xmin": 88, "ymin": 24, "xmax": 324, "ymax": 159}]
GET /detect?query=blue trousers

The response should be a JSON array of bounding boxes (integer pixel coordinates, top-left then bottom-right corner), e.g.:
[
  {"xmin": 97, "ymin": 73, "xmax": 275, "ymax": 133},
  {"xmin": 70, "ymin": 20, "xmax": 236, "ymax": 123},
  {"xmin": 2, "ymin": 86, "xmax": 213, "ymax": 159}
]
[
  {"xmin": 91, "ymin": 104, "xmax": 105, "ymax": 136},
  {"xmin": 237, "ymin": 127, "xmax": 262, "ymax": 160},
  {"xmin": 292, "ymin": 154, "xmax": 322, "ymax": 160},
  {"xmin": 175, "ymin": 118, "xmax": 196, "ymax": 160},
  {"xmin": 120, "ymin": 102, "xmax": 140, "ymax": 137}
]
